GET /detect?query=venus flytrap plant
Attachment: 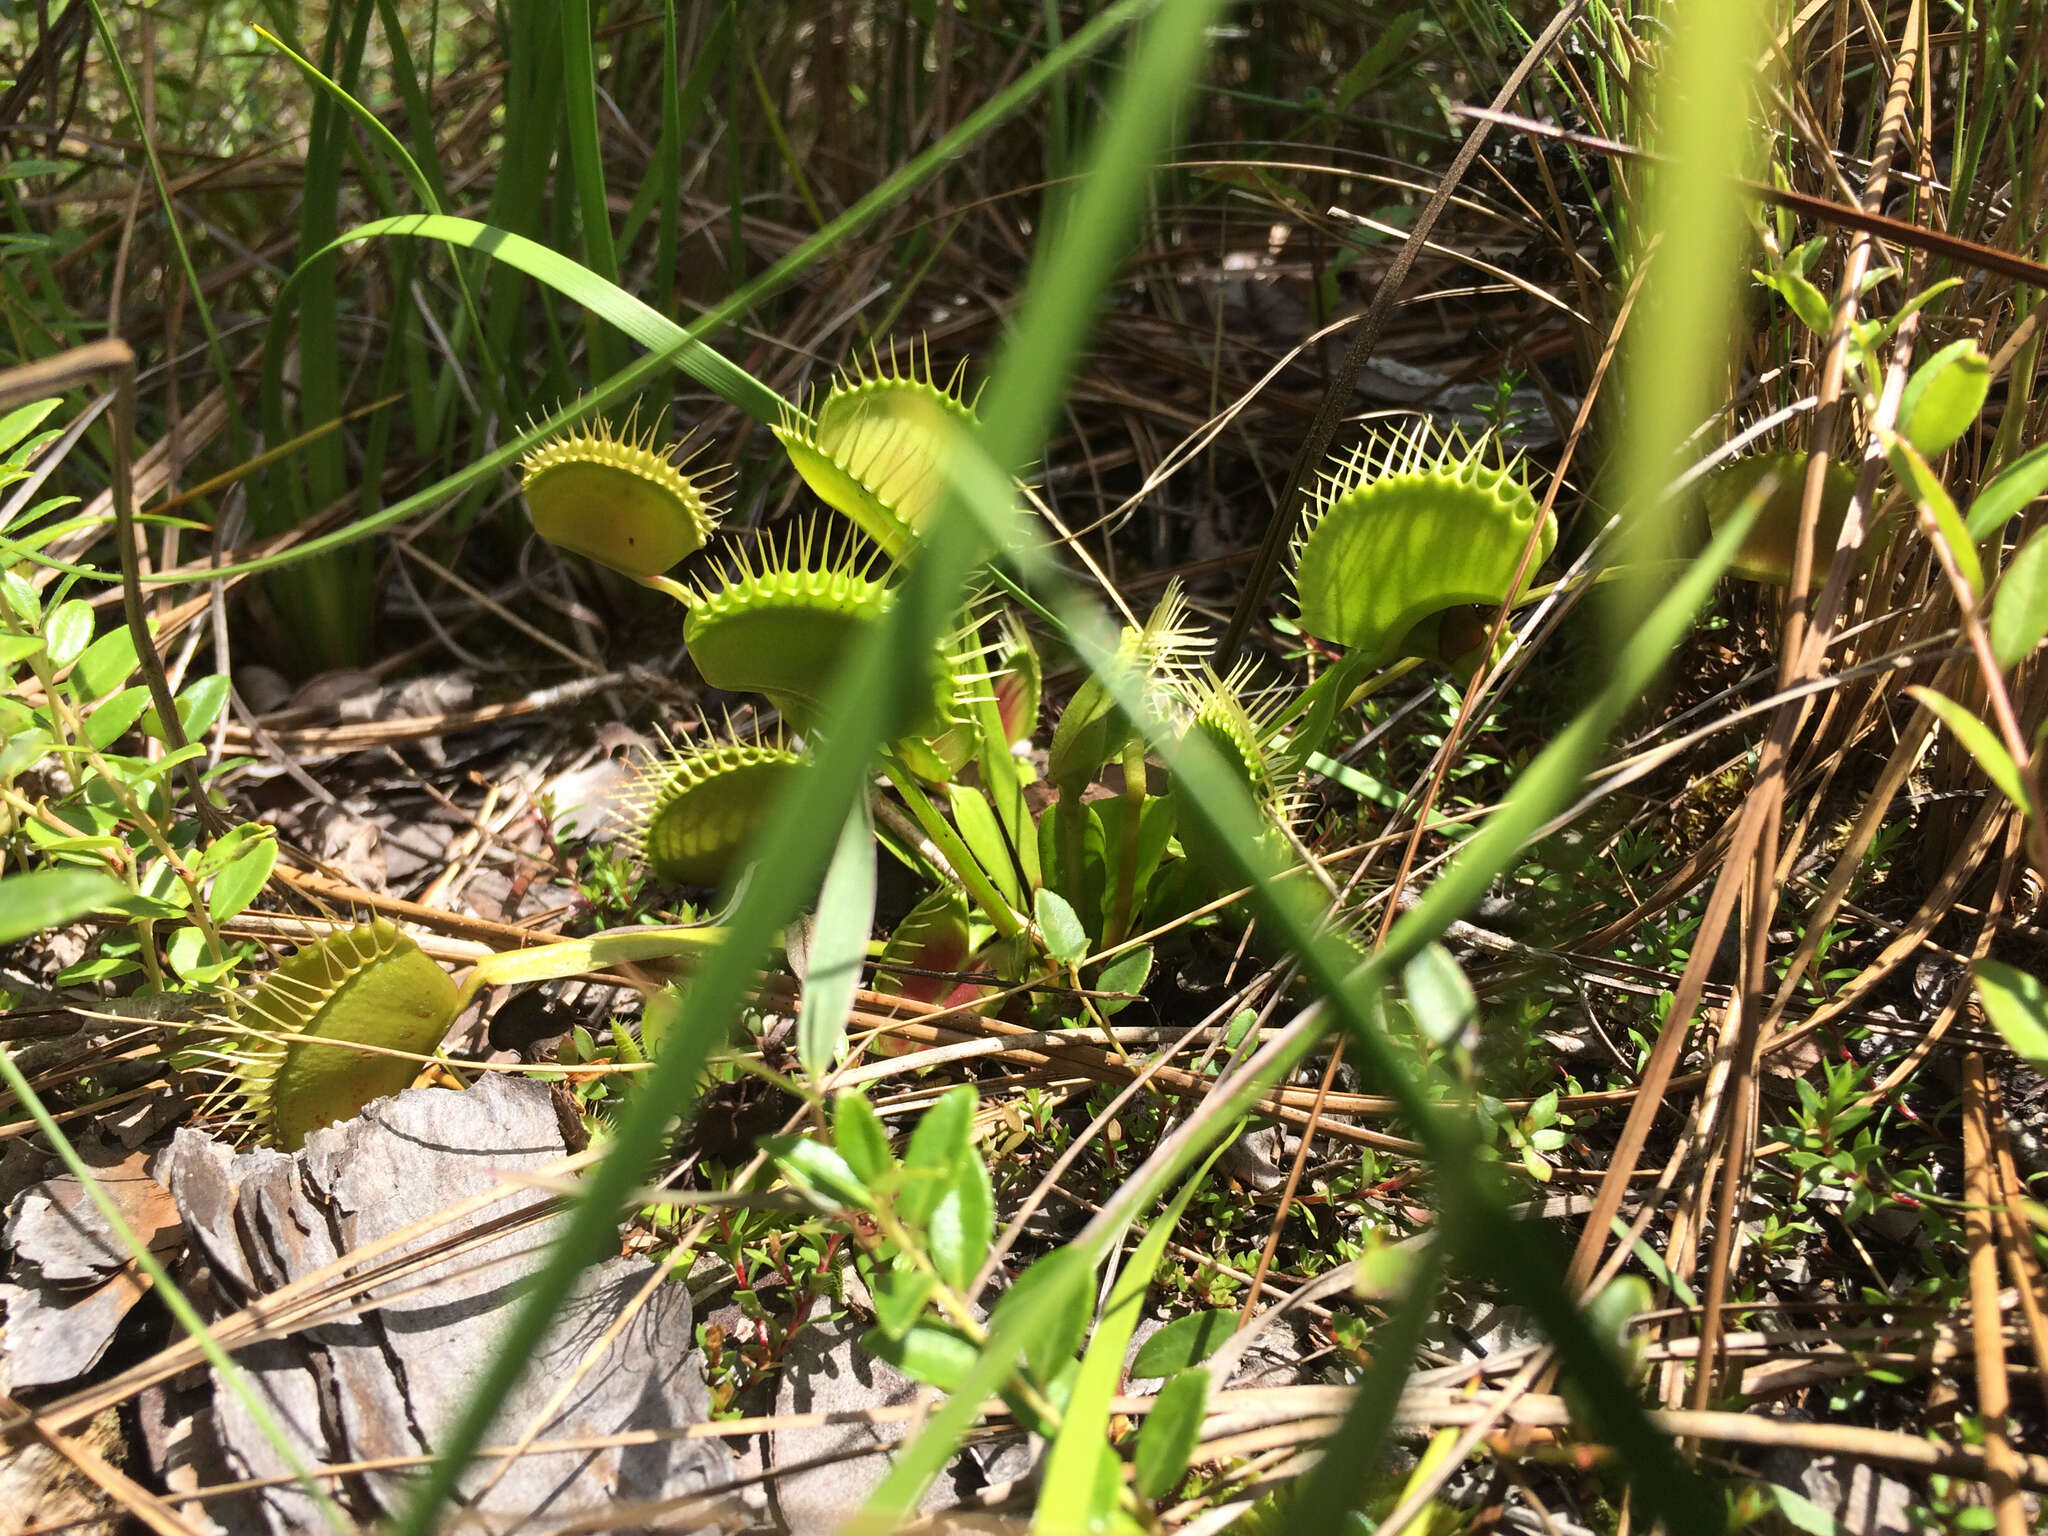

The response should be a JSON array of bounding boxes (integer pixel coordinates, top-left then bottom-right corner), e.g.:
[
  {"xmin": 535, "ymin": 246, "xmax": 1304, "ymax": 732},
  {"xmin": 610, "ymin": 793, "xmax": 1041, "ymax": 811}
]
[
  {"xmin": 507, "ymin": 364, "xmax": 1577, "ymax": 1029},
  {"xmin": 518, "ymin": 411, "xmax": 723, "ymax": 601},
  {"xmin": 32, "ymin": 336, "xmax": 1584, "ymax": 1203},
  {"xmin": 772, "ymin": 343, "xmax": 992, "ymax": 559},
  {"xmin": 1290, "ymin": 422, "xmax": 1556, "ymax": 677}
]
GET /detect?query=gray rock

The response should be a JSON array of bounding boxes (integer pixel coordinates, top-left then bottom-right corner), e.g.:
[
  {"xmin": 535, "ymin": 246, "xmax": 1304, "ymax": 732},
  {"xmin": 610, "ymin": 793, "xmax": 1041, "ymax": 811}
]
[
  {"xmin": 1, "ymin": 1149, "xmax": 182, "ymax": 1390},
  {"xmin": 541, "ymin": 755, "xmax": 640, "ymax": 844},
  {"xmin": 6, "ymin": 1149, "xmax": 179, "ymax": 1284},
  {"xmin": 770, "ymin": 1317, "xmax": 940, "ymax": 1534},
  {"xmin": 8, "ymin": 1181, "xmax": 126, "ymax": 1284},
  {"xmin": 0, "ymin": 1272, "xmax": 150, "ymax": 1390},
  {"xmin": 159, "ymin": 1074, "xmax": 732, "ymax": 1534},
  {"xmin": 1761, "ymin": 1450, "xmax": 1923, "ymax": 1535},
  {"xmin": 1421, "ymin": 1296, "xmax": 1543, "ymax": 1368}
]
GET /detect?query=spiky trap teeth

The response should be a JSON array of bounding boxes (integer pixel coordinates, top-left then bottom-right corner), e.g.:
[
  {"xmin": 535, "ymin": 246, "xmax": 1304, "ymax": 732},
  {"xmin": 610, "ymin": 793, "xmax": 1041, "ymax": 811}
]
[
  {"xmin": 521, "ymin": 412, "xmax": 724, "ymax": 578},
  {"xmin": 199, "ymin": 920, "xmax": 459, "ymax": 1151},
  {"xmin": 773, "ymin": 340, "xmax": 985, "ymax": 558},
  {"xmin": 1047, "ymin": 581, "xmax": 1206, "ymax": 790},
  {"xmin": 681, "ymin": 525, "xmax": 896, "ymax": 730},
  {"xmin": 1291, "ymin": 422, "xmax": 1555, "ymax": 671},
  {"xmin": 629, "ymin": 729, "xmax": 805, "ymax": 887}
]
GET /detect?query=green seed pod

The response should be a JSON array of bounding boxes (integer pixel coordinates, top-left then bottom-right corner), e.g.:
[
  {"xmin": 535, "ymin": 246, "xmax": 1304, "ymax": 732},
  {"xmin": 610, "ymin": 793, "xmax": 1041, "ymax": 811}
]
[
  {"xmin": 772, "ymin": 344, "xmax": 986, "ymax": 558},
  {"xmin": 1291, "ymin": 426, "xmax": 1554, "ymax": 671},
  {"xmin": 520, "ymin": 415, "xmax": 722, "ymax": 577},
  {"xmin": 631, "ymin": 731, "xmax": 804, "ymax": 886},
  {"xmin": 209, "ymin": 920, "xmax": 458, "ymax": 1151},
  {"xmin": 1699, "ymin": 451, "xmax": 1860, "ymax": 585}
]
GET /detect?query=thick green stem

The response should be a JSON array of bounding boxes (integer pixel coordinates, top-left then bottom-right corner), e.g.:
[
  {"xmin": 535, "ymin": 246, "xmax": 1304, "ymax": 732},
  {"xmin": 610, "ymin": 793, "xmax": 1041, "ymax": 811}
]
[
  {"xmin": 635, "ymin": 571, "xmax": 697, "ymax": 606},
  {"xmin": 1105, "ymin": 738, "xmax": 1147, "ymax": 946},
  {"xmin": 1056, "ymin": 778, "xmax": 1088, "ymax": 913}
]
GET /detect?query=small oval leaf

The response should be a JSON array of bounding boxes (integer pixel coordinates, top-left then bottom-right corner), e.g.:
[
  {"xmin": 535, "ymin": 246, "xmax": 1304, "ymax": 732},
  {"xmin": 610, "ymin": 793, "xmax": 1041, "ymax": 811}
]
[
  {"xmin": 1131, "ymin": 1309, "xmax": 1237, "ymax": 1377},
  {"xmin": 0, "ymin": 868, "xmax": 126, "ymax": 946},
  {"xmin": 1034, "ymin": 887, "xmax": 1089, "ymax": 964},
  {"xmin": 207, "ymin": 828, "xmax": 278, "ymax": 923},
  {"xmin": 44, "ymin": 600, "xmax": 93, "ymax": 670},
  {"xmin": 1974, "ymin": 959, "xmax": 2048, "ymax": 1068},
  {"xmin": 764, "ymin": 1135, "xmax": 872, "ymax": 1210},
  {"xmin": 862, "ymin": 1321, "xmax": 978, "ymax": 1393},
  {"xmin": 1899, "ymin": 339, "xmax": 1989, "ymax": 458},
  {"xmin": 1133, "ymin": 1367, "xmax": 1210, "ymax": 1500},
  {"xmin": 71, "ymin": 625, "xmax": 138, "ymax": 700},
  {"xmin": 993, "ymin": 1245, "xmax": 1095, "ymax": 1380},
  {"xmin": 1992, "ymin": 528, "xmax": 2048, "ymax": 670},
  {"xmin": 1967, "ymin": 441, "xmax": 2048, "ymax": 541},
  {"xmin": 1906, "ymin": 686, "xmax": 2033, "ymax": 816},
  {"xmin": 927, "ymin": 1150, "xmax": 993, "ymax": 1292},
  {"xmin": 899, "ymin": 1084, "xmax": 978, "ymax": 1227},
  {"xmin": 834, "ymin": 1091, "xmax": 895, "ymax": 1185}
]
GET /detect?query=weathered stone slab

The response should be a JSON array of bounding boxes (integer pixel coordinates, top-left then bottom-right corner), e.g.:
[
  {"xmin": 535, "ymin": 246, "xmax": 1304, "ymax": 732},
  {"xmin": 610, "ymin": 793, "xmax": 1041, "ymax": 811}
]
[{"xmin": 159, "ymin": 1074, "xmax": 731, "ymax": 1534}]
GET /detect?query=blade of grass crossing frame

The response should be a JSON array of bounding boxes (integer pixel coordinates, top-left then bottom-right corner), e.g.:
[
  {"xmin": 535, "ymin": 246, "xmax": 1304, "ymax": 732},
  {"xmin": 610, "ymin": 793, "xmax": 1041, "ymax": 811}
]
[
  {"xmin": 262, "ymin": 215, "xmax": 790, "ymax": 428},
  {"xmin": 387, "ymin": 3, "xmax": 1191, "ymax": 1529},
  {"xmin": 478, "ymin": 0, "xmax": 565, "ymax": 420},
  {"xmin": 1612, "ymin": 2, "xmax": 1767, "ymax": 587},
  {"xmin": 253, "ymin": 22, "xmax": 505, "ymax": 436},
  {"xmin": 559, "ymin": 0, "xmax": 619, "ymax": 380},
  {"xmin": 1291, "ymin": 1242, "xmax": 1444, "ymax": 1528},
  {"xmin": 797, "ymin": 796, "xmax": 875, "ymax": 1082},
  {"xmin": 954, "ymin": 458, "xmax": 1771, "ymax": 1536},
  {"xmin": 654, "ymin": 0, "xmax": 682, "ymax": 309},
  {"xmin": 371, "ymin": 0, "xmax": 451, "ymax": 205},
  {"xmin": 1033, "ymin": 1143, "xmax": 1231, "ymax": 1533},
  {"xmin": 261, "ymin": 0, "xmax": 375, "ymax": 670},
  {"xmin": 81, "ymin": 0, "xmax": 241, "ymax": 449}
]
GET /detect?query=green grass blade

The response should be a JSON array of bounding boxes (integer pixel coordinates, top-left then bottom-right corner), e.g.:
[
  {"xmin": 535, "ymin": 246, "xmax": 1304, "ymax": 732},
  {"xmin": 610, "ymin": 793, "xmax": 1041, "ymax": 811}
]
[
  {"xmin": 255, "ymin": 23, "xmax": 442, "ymax": 217},
  {"xmin": 651, "ymin": 0, "xmax": 684, "ymax": 308},
  {"xmin": 81, "ymin": 0, "xmax": 241, "ymax": 441},
  {"xmin": 263, "ymin": 214, "xmax": 790, "ymax": 426},
  {"xmin": 371, "ymin": 0, "xmax": 451, "ymax": 206},
  {"xmin": 559, "ymin": 0, "xmax": 619, "ymax": 379},
  {"xmin": 1291, "ymin": 1242, "xmax": 1444, "ymax": 1529},
  {"xmin": 160, "ymin": 0, "xmax": 1163, "ymax": 594},
  {"xmin": 1033, "ymin": 1145, "xmax": 1229, "ymax": 1533},
  {"xmin": 797, "ymin": 797, "xmax": 876, "ymax": 1082}
]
